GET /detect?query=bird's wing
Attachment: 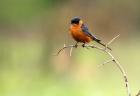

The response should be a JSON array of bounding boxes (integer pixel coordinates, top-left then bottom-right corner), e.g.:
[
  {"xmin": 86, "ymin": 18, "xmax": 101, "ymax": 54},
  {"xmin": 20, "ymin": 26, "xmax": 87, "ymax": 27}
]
[
  {"xmin": 81, "ymin": 24, "xmax": 111, "ymax": 50},
  {"xmin": 81, "ymin": 24, "xmax": 98, "ymax": 40}
]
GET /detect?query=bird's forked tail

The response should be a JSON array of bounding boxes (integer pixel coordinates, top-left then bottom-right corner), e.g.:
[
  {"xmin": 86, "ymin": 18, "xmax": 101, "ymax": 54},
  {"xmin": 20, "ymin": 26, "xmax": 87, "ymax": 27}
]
[{"xmin": 93, "ymin": 37, "xmax": 112, "ymax": 50}]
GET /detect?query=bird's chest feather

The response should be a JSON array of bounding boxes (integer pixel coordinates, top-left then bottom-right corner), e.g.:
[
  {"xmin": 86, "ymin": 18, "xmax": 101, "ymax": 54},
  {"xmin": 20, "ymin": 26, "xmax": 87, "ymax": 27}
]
[
  {"xmin": 70, "ymin": 25, "xmax": 91, "ymax": 43},
  {"xmin": 70, "ymin": 26, "xmax": 83, "ymax": 37}
]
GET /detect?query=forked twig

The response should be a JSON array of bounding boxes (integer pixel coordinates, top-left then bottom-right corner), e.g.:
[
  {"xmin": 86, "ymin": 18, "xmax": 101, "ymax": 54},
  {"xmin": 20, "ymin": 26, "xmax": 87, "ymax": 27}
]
[
  {"xmin": 56, "ymin": 35, "xmax": 131, "ymax": 96},
  {"xmin": 98, "ymin": 58, "xmax": 113, "ymax": 68},
  {"xmin": 56, "ymin": 45, "xmax": 75, "ymax": 56},
  {"xmin": 107, "ymin": 34, "xmax": 120, "ymax": 45}
]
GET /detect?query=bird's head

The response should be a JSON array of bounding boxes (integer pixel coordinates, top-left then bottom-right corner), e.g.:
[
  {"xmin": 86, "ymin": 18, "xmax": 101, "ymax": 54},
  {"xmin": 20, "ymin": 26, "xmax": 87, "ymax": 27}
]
[{"xmin": 71, "ymin": 17, "xmax": 83, "ymax": 25}]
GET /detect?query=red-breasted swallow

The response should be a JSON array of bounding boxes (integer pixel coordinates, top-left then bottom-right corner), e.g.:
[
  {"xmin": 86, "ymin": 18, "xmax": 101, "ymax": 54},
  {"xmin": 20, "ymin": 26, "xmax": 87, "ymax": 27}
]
[{"xmin": 69, "ymin": 17, "xmax": 111, "ymax": 50}]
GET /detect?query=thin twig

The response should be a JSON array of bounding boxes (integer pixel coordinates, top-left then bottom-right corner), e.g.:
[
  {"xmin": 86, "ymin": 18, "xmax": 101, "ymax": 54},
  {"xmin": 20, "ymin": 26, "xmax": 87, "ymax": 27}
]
[
  {"xmin": 56, "ymin": 35, "xmax": 131, "ymax": 96},
  {"xmin": 107, "ymin": 34, "xmax": 120, "ymax": 45},
  {"xmin": 56, "ymin": 45, "xmax": 75, "ymax": 56},
  {"xmin": 70, "ymin": 47, "xmax": 73, "ymax": 56},
  {"xmin": 98, "ymin": 58, "xmax": 113, "ymax": 68}
]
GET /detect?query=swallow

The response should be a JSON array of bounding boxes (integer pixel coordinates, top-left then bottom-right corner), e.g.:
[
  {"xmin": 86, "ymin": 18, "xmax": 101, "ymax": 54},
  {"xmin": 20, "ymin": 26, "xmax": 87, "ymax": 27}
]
[{"xmin": 69, "ymin": 17, "xmax": 111, "ymax": 50}]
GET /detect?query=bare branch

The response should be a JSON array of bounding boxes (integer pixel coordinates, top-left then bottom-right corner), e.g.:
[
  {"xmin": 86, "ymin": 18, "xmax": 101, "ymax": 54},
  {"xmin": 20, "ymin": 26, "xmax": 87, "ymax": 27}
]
[
  {"xmin": 107, "ymin": 34, "xmax": 120, "ymax": 45},
  {"xmin": 56, "ymin": 44, "xmax": 75, "ymax": 56},
  {"xmin": 70, "ymin": 47, "xmax": 73, "ymax": 56},
  {"xmin": 98, "ymin": 58, "xmax": 113, "ymax": 68},
  {"xmin": 136, "ymin": 90, "xmax": 140, "ymax": 96},
  {"xmin": 106, "ymin": 51, "xmax": 131, "ymax": 96},
  {"xmin": 56, "ymin": 35, "xmax": 131, "ymax": 96}
]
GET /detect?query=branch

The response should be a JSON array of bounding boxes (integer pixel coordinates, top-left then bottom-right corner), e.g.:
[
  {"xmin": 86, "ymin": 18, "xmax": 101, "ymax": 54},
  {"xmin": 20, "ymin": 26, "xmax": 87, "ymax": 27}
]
[
  {"xmin": 98, "ymin": 58, "xmax": 113, "ymax": 68},
  {"xmin": 107, "ymin": 34, "xmax": 120, "ymax": 45},
  {"xmin": 136, "ymin": 90, "xmax": 140, "ymax": 96},
  {"xmin": 56, "ymin": 35, "xmax": 131, "ymax": 96},
  {"xmin": 56, "ymin": 44, "xmax": 75, "ymax": 56}
]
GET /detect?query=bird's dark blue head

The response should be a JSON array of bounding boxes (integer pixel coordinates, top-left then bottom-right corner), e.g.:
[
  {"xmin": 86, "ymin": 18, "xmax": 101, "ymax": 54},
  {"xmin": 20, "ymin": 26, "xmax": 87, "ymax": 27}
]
[{"xmin": 71, "ymin": 17, "xmax": 81, "ymax": 24}]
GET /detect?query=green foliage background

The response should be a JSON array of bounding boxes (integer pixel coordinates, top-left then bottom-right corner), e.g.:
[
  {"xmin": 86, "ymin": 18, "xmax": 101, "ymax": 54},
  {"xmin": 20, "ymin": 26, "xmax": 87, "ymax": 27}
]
[{"xmin": 0, "ymin": 0, "xmax": 140, "ymax": 96}]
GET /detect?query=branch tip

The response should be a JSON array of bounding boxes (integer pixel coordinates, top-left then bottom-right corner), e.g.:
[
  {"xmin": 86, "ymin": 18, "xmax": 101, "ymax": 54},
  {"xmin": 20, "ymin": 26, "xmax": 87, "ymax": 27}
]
[
  {"xmin": 107, "ymin": 34, "xmax": 120, "ymax": 45},
  {"xmin": 56, "ymin": 34, "xmax": 132, "ymax": 96},
  {"xmin": 136, "ymin": 90, "xmax": 140, "ymax": 96}
]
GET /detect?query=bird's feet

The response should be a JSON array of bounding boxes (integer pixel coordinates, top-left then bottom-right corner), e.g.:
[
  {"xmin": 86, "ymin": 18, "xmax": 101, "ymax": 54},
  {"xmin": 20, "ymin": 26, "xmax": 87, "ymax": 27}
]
[
  {"xmin": 82, "ymin": 43, "xmax": 90, "ymax": 49},
  {"xmin": 74, "ymin": 42, "xmax": 78, "ymax": 48},
  {"xmin": 82, "ymin": 43, "xmax": 86, "ymax": 47}
]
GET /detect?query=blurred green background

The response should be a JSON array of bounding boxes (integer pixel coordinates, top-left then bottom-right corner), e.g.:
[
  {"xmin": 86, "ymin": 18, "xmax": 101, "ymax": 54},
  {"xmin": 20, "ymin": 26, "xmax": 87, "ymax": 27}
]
[{"xmin": 0, "ymin": 0, "xmax": 140, "ymax": 96}]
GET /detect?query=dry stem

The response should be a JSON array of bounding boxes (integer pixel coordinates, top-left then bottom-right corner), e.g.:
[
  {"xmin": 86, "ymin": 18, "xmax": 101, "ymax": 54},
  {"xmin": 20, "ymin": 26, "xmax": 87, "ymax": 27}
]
[
  {"xmin": 136, "ymin": 90, "xmax": 140, "ymax": 96},
  {"xmin": 56, "ymin": 35, "xmax": 131, "ymax": 96}
]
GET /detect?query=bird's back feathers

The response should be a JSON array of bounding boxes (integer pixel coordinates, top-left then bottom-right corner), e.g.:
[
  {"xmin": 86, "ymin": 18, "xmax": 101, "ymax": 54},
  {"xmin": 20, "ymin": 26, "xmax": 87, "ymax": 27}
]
[{"xmin": 81, "ymin": 24, "xmax": 101, "ymax": 42}]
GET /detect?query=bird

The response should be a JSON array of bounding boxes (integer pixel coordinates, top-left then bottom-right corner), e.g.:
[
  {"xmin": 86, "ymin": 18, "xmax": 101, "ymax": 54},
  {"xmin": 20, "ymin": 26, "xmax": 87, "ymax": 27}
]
[{"xmin": 69, "ymin": 17, "xmax": 111, "ymax": 50}]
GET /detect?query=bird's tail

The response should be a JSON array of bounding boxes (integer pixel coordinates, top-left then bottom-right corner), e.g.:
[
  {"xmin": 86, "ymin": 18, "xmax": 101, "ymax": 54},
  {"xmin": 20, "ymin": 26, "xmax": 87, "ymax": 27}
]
[{"xmin": 93, "ymin": 37, "xmax": 112, "ymax": 50}]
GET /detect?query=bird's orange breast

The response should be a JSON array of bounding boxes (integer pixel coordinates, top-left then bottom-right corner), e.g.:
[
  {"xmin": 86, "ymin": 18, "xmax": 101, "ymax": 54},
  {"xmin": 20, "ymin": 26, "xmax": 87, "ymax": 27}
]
[{"xmin": 70, "ymin": 25, "xmax": 92, "ymax": 43}]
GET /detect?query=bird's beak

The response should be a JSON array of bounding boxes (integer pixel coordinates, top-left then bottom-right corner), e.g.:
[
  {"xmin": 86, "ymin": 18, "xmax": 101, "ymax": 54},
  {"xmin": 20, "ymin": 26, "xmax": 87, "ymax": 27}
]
[{"xmin": 79, "ymin": 20, "xmax": 83, "ymax": 24}]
